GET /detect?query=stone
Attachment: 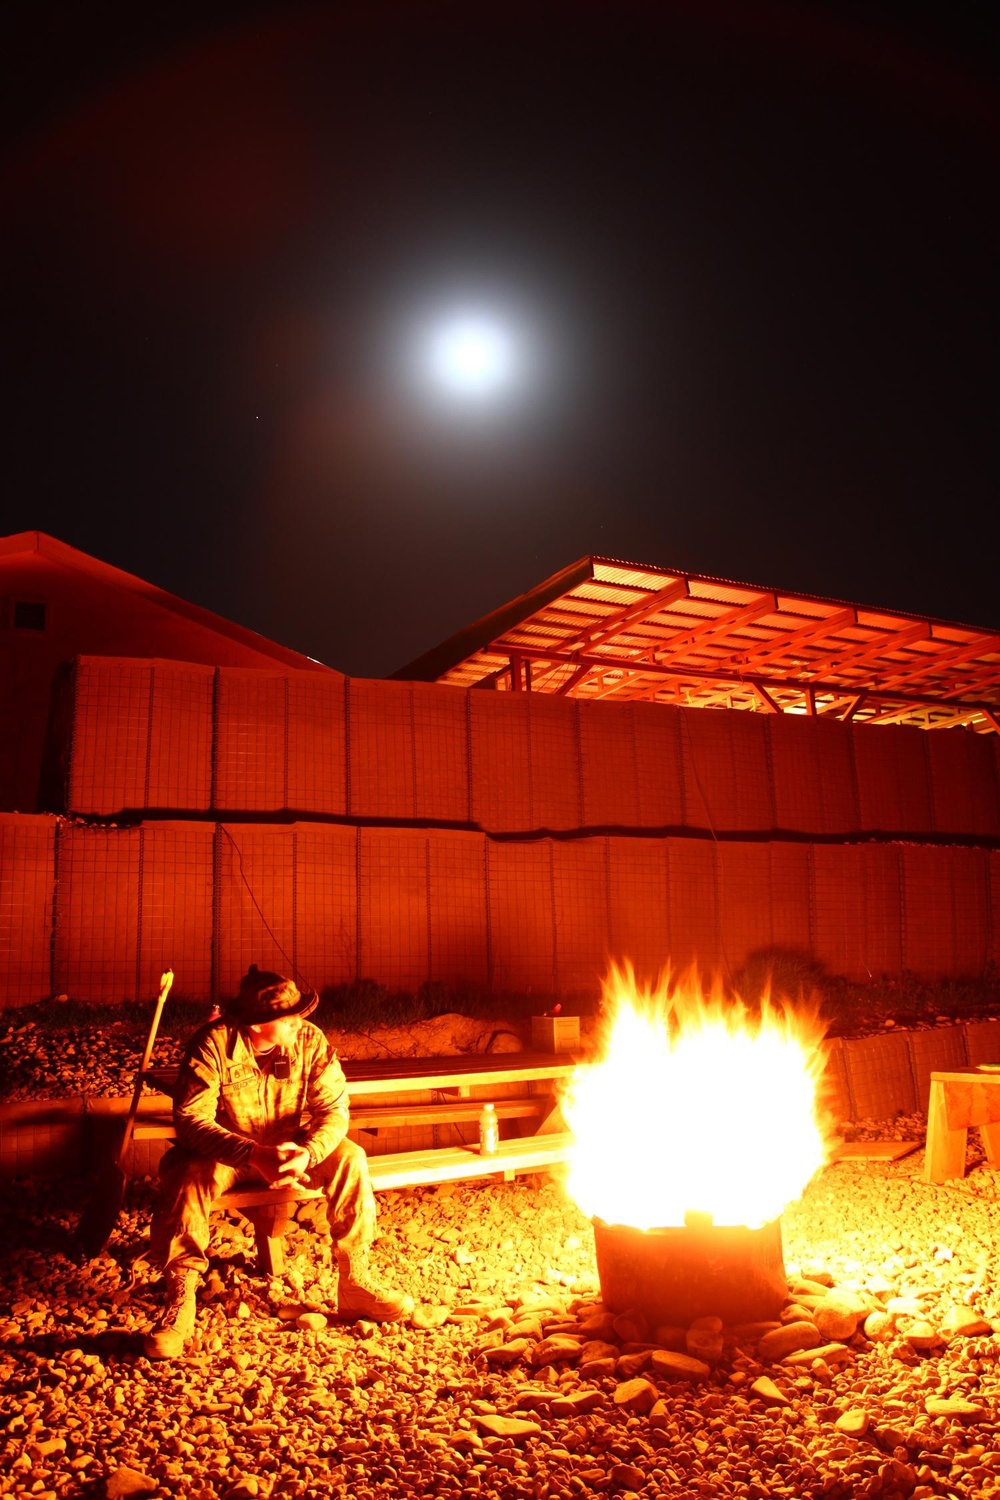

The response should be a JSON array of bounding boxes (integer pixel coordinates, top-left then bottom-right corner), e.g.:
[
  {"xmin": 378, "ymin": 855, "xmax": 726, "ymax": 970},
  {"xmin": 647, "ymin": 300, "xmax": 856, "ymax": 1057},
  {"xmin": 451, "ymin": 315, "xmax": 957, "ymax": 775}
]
[
  {"xmin": 648, "ymin": 1349, "xmax": 711, "ymax": 1382},
  {"xmin": 864, "ymin": 1311, "xmax": 893, "ymax": 1342},
  {"xmin": 222, "ymin": 1482, "xmax": 259, "ymax": 1500},
  {"xmin": 758, "ymin": 1321, "xmax": 821, "ymax": 1361},
  {"xmin": 613, "ymin": 1310, "xmax": 649, "ymax": 1343},
  {"xmin": 29, "ymin": 1438, "xmax": 66, "ymax": 1458},
  {"xmin": 412, "ymin": 1304, "xmax": 451, "ymax": 1330},
  {"xmin": 751, "ymin": 1376, "xmax": 790, "ymax": 1407},
  {"xmin": 814, "ymin": 1292, "xmax": 863, "ymax": 1341},
  {"xmin": 579, "ymin": 1357, "xmax": 617, "ymax": 1379},
  {"xmin": 886, "ymin": 1297, "xmax": 926, "ymax": 1318},
  {"xmin": 105, "ymin": 1467, "xmax": 158, "ymax": 1499},
  {"xmin": 798, "ymin": 1269, "xmax": 835, "ymax": 1287},
  {"xmin": 652, "ymin": 1324, "xmax": 689, "ymax": 1350},
  {"xmin": 793, "ymin": 1277, "xmax": 835, "ymax": 1297},
  {"xmin": 686, "ymin": 1325, "xmax": 724, "ymax": 1363},
  {"xmin": 562, "ymin": 1389, "xmax": 604, "ymax": 1414},
  {"xmin": 484, "ymin": 1339, "xmax": 531, "ymax": 1365},
  {"xmin": 579, "ymin": 1339, "xmax": 619, "ymax": 1363},
  {"xmin": 924, "ymin": 1396, "xmax": 985, "ymax": 1421},
  {"xmin": 616, "ymin": 1349, "xmax": 653, "ymax": 1378},
  {"xmin": 472, "ymin": 1415, "xmax": 542, "ymax": 1440},
  {"xmin": 781, "ymin": 1302, "xmax": 815, "ymax": 1324},
  {"xmin": 613, "ymin": 1378, "xmax": 658, "ymax": 1413},
  {"xmin": 782, "ymin": 1341, "xmax": 853, "ymax": 1368},
  {"xmin": 610, "ymin": 1463, "xmax": 646, "ymax": 1489},
  {"xmin": 578, "ymin": 1310, "xmax": 618, "ymax": 1340},
  {"xmin": 530, "ymin": 1334, "xmax": 581, "ymax": 1365},
  {"xmin": 648, "ymin": 1398, "xmax": 671, "ymax": 1430},
  {"xmin": 835, "ymin": 1409, "xmax": 870, "ymax": 1437},
  {"xmin": 296, "ymin": 1312, "xmax": 327, "ymax": 1331},
  {"xmin": 900, "ymin": 1320, "xmax": 942, "ymax": 1351},
  {"xmin": 883, "ymin": 1458, "xmax": 917, "ymax": 1495},
  {"xmin": 940, "ymin": 1307, "xmax": 992, "ymax": 1339}
]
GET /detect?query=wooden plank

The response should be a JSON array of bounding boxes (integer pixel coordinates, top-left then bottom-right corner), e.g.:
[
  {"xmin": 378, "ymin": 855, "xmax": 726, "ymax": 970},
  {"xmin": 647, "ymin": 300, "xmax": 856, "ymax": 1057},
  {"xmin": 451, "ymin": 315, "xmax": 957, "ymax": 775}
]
[
  {"xmin": 144, "ymin": 1051, "xmax": 585, "ymax": 1101},
  {"xmin": 832, "ymin": 1140, "xmax": 920, "ymax": 1162},
  {"xmin": 344, "ymin": 1058, "xmax": 582, "ymax": 1098},
  {"xmin": 134, "ymin": 1095, "xmax": 552, "ymax": 1141},
  {"xmin": 217, "ymin": 1132, "xmax": 573, "ymax": 1211},
  {"xmin": 924, "ymin": 1078, "xmax": 968, "ymax": 1183},
  {"xmin": 221, "ymin": 1184, "xmax": 325, "ymax": 1210},
  {"xmin": 354, "ymin": 1098, "xmax": 547, "ymax": 1130},
  {"xmin": 366, "ymin": 1131, "xmax": 574, "ymax": 1190}
]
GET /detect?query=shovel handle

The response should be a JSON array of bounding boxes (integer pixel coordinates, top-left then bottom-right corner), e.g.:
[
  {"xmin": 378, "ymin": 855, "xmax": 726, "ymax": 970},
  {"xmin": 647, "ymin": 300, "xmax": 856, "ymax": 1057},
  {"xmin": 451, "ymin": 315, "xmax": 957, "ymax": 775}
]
[{"xmin": 117, "ymin": 968, "xmax": 174, "ymax": 1169}]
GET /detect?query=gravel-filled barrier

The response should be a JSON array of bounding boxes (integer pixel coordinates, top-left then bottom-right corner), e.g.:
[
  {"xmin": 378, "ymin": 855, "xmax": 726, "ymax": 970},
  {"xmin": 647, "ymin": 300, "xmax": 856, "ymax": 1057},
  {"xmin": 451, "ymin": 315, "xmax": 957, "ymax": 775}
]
[{"xmin": 3, "ymin": 1150, "xmax": 1000, "ymax": 1500}]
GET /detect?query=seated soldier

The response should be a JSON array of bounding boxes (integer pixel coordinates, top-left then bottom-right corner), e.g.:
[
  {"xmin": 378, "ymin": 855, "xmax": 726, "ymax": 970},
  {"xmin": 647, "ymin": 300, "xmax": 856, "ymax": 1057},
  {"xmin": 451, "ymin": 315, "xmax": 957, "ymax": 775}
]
[{"xmin": 144, "ymin": 965, "xmax": 412, "ymax": 1359}]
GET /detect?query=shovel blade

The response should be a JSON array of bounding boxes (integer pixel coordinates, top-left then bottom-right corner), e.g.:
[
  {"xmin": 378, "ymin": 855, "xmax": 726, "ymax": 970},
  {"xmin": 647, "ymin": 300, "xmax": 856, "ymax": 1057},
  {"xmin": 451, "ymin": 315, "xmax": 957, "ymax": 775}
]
[{"xmin": 75, "ymin": 1163, "xmax": 127, "ymax": 1260}]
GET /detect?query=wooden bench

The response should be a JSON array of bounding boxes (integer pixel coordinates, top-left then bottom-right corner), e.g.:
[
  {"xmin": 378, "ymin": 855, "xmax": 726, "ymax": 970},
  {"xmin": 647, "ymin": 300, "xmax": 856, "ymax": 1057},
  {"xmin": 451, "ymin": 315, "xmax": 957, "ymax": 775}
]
[
  {"xmin": 924, "ymin": 1066, "xmax": 1000, "ymax": 1183},
  {"xmin": 137, "ymin": 1051, "xmax": 582, "ymax": 1273}
]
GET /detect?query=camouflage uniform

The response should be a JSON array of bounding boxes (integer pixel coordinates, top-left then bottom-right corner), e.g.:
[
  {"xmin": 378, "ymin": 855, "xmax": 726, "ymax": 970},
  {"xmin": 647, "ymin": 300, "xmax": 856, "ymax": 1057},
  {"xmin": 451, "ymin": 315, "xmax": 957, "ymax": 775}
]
[{"xmin": 149, "ymin": 1019, "xmax": 376, "ymax": 1275}]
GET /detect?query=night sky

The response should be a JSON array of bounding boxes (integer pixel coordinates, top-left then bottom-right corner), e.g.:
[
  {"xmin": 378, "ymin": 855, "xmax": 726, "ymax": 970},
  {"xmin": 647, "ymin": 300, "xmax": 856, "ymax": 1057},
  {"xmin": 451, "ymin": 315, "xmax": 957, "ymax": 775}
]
[{"xmin": 2, "ymin": 2, "xmax": 998, "ymax": 677}]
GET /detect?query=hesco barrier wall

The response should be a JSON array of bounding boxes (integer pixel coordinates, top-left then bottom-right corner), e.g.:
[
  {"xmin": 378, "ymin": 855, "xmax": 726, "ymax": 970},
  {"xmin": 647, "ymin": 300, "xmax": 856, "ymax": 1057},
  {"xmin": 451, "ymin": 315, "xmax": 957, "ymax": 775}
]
[
  {"xmin": 0, "ymin": 655, "xmax": 995, "ymax": 1007},
  {"xmin": 3, "ymin": 813, "xmax": 1000, "ymax": 1005},
  {"xmin": 64, "ymin": 658, "xmax": 1000, "ymax": 841}
]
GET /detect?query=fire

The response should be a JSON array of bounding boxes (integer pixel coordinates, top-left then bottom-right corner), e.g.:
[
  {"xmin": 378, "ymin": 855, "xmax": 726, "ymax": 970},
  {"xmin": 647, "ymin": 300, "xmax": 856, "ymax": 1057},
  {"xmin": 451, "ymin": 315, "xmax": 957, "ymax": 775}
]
[{"xmin": 563, "ymin": 963, "xmax": 831, "ymax": 1231}]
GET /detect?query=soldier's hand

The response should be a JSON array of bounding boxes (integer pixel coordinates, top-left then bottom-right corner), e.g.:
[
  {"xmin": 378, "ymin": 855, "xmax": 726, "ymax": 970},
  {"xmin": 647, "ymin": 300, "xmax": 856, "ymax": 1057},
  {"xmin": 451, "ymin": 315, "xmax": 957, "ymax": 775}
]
[
  {"xmin": 249, "ymin": 1143, "xmax": 295, "ymax": 1185},
  {"xmin": 275, "ymin": 1142, "xmax": 311, "ymax": 1185}
]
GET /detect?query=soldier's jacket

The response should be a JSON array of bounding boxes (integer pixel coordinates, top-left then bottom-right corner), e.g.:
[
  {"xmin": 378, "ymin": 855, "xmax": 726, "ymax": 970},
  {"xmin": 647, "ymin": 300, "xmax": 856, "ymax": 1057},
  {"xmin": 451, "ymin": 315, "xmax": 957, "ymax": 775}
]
[{"xmin": 172, "ymin": 1019, "xmax": 350, "ymax": 1169}]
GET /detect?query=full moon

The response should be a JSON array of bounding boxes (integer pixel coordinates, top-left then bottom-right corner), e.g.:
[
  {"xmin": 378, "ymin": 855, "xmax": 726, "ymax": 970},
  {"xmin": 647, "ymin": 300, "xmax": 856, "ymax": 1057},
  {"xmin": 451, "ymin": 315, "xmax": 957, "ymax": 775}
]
[{"xmin": 425, "ymin": 313, "xmax": 516, "ymax": 399}]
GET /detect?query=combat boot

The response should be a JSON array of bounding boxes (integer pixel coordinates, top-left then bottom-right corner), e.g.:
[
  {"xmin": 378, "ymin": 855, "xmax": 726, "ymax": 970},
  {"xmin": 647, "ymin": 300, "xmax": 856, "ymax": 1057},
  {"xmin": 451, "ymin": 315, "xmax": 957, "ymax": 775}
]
[
  {"xmin": 335, "ymin": 1250, "xmax": 414, "ymax": 1323},
  {"xmin": 144, "ymin": 1268, "xmax": 200, "ymax": 1359}
]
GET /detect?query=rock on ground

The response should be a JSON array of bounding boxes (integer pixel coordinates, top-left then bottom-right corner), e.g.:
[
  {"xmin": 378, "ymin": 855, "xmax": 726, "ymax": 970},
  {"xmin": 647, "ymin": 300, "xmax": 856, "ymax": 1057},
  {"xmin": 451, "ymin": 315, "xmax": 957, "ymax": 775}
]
[{"xmin": 3, "ymin": 1150, "xmax": 1000, "ymax": 1499}]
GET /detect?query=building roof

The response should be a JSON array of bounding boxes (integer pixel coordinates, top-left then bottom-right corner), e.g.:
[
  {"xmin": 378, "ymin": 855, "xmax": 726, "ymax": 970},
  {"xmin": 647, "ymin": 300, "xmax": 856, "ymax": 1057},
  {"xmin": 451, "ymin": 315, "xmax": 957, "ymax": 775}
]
[
  {"xmin": 0, "ymin": 531, "xmax": 338, "ymax": 674},
  {"xmin": 394, "ymin": 556, "xmax": 1000, "ymax": 732}
]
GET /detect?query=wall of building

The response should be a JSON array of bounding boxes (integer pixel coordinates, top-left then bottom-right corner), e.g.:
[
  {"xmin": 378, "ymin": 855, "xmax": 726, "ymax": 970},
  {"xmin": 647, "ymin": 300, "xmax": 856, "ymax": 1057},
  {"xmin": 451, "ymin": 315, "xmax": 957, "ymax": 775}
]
[{"xmin": 0, "ymin": 545, "xmax": 333, "ymax": 813}]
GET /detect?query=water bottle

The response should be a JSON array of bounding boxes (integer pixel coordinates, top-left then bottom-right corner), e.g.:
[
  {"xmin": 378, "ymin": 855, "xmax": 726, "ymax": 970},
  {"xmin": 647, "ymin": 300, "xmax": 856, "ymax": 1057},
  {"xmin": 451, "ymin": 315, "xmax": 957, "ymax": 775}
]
[{"xmin": 478, "ymin": 1102, "xmax": 499, "ymax": 1156}]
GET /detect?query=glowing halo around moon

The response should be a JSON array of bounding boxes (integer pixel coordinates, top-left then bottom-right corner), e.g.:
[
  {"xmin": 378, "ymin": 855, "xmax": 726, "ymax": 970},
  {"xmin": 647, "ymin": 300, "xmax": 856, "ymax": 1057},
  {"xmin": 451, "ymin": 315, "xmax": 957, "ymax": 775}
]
[{"xmin": 424, "ymin": 311, "xmax": 517, "ymax": 399}]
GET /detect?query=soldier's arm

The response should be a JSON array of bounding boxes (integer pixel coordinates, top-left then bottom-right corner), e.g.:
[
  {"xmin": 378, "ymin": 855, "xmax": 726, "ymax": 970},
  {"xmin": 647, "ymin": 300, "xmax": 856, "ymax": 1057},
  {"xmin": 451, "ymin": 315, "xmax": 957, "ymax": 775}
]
[
  {"xmin": 173, "ymin": 1028, "xmax": 255, "ymax": 1168},
  {"xmin": 301, "ymin": 1037, "xmax": 351, "ymax": 1167}
]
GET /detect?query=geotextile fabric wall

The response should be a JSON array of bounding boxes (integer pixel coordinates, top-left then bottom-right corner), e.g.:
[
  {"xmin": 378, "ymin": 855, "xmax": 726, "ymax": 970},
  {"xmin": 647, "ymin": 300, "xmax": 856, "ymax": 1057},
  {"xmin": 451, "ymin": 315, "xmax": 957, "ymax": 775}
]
[
  {"xmin": 2, "ymin": 658, "xmax": 998, "ymax": 1005},
  {"xmin": 65, "ymin": 659, "xmax": 1000, "ymax": 844},
  {"xmin": 4, "ymin": 816, "xmax": 1000, "ymax": 1004}
]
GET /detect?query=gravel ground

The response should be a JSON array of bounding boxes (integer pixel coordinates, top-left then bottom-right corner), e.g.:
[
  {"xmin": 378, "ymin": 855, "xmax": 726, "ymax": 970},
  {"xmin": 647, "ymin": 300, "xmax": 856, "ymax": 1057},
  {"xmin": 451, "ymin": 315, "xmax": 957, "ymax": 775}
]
[{"xmin": 3, "ymin": 1148, "xmax": 1000, "ymax": 1500}]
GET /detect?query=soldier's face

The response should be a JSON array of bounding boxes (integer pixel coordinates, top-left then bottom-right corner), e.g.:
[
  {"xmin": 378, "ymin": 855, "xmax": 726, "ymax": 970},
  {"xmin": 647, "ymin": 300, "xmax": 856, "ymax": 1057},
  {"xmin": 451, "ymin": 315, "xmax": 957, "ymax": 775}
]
[{"xmin": 249, "ymin": 1014, "xmax": 304, "ymax": 1051}]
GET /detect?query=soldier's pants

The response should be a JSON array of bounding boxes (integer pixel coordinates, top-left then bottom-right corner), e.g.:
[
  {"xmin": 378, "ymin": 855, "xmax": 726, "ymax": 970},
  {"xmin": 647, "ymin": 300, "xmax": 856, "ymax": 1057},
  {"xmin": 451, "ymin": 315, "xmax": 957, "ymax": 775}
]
[{"xmin": 148, "ymin": 1136, "xmax": 377, "ymax": 1276}]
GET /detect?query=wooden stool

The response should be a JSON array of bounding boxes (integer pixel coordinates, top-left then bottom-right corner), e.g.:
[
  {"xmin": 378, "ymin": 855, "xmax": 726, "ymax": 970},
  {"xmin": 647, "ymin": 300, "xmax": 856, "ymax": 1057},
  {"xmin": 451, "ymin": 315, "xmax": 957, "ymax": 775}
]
[{"xmin": 924, "ymin": 1067, "xmax": 1000, "ymax": 1183}]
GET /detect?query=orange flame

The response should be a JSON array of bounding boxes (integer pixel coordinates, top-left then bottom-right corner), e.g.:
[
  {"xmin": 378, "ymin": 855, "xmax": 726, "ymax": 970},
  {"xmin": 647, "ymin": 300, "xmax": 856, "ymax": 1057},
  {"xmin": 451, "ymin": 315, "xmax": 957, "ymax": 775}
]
[{"xmin": 563, "ymin": 962, "xmax": 831, "ymax": 1231}]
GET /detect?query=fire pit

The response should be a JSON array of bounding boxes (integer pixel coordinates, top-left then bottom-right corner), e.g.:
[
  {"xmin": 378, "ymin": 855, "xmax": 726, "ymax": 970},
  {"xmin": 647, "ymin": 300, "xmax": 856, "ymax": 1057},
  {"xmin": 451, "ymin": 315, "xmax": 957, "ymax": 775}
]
[
  {"xmin": 563, "ymin": 963, "xmax": 830, "ymax": 1324},
  {"xmin": 592, "ymin": 1213, "xmax": 787, "ymax": 1327}
]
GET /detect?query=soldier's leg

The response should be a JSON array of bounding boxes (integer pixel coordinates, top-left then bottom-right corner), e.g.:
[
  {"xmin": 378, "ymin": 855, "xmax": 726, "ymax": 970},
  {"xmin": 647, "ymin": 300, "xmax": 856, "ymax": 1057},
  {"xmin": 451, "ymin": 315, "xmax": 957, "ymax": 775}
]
[
  {"xmin": 144, "ymin": 1147, "xmax": 240, "ymax": 1359},
  {"xmin": 148, "ymin": 1145, "xmax": 241, "ymax": 1276},
  {"xmin": 308, "ymin": 1137, "xmax": 412, "ymax": 1323}
]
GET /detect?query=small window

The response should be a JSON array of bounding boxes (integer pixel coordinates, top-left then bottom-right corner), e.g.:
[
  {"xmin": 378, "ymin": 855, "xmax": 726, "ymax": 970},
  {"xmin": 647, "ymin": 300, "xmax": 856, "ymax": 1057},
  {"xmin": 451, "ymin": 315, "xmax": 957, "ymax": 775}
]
[{"xmin": 13, "ymin": 600, "xmax": 47, "ymax": 631}]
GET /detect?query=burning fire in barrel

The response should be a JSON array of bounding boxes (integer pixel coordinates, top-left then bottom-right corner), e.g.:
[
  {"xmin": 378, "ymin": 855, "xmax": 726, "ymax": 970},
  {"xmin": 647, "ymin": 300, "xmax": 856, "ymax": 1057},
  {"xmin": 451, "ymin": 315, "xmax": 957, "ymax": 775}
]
[{"xmin": 563, "ymin": 964, "xmax": 832, "ymax": 1327}]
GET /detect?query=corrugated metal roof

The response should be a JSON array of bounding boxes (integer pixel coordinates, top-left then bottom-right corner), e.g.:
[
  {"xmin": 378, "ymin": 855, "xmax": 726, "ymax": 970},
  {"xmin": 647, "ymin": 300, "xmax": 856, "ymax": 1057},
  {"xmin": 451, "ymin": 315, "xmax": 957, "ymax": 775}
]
[{"xmin": 395, "ymin": 556, "xmax": 1000, "ymax": 732}]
